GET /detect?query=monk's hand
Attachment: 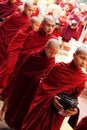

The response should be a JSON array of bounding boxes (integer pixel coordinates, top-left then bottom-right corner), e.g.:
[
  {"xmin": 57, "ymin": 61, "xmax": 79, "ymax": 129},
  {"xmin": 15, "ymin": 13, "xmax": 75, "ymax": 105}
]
[
  {"xmin": 61, "ymin": 108, "xmax": 78, "ymax": 117},
  {"xmin": 53, "ymin": 95, "xmax": 64, "ymax": 111}
]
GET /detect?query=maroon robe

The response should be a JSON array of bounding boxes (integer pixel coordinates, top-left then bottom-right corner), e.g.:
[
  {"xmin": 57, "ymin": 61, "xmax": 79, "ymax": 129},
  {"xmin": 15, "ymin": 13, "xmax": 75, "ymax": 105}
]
[
  {"xmin": 66, "ymin": 13, "xmax": 83, "ymax": 39},
  {"xmin": 21, "ymin": 28, "xmax": 55, "ymax": 54},
  {"xmin": 0, "ymin": 11, "xmax": 30, "ymax": 64},
  {"xmin": 0, "ymin": 30, "xmax": 28, "ymax": 88},
  {"xmin": 61, "ymin": 24, "xmax": 79, "ymax": 42},
  {"xmin": 3, "ymin": 49, "xmax": 55, "ymax": 130},
  {"xmin": 12, "ymin": 28, "xmax": 54, "ymax": 79},
  {"xmin": 0, "ymin": 28, "xmax": 54, "ymax": 88},
  {"xmin": 0, "ymin": 0, "xmax": 22, "ymax": 21},
  {"xmin": 74, "ymin": 116, "xmax": 87, "ymax": 130},
  {"xmin": 21, "ymin": 61, "xmax": 87, "ymax": 130}
]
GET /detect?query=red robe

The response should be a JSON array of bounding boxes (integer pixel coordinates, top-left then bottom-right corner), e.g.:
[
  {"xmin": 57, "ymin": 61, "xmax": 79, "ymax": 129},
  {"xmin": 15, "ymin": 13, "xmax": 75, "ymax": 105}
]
[
  {"xmin": 0, "ymin": 11, "xmax": 30, "ymax": 64},
  {"xmin": 66, "ymin": 13, "xmax": 83, "ymax": 40},
  {"xmin": 32, "ymin": 4, "xmax": 40, "ymax": 17},
  {"xmin": 3, "ymin": 49, "xmax": 55, "ymax": 130},
  {"xmin": 21, "ymin": 28, "xmax": 55, "ymax": 54},
  {"xmin": 0, "ymin": 28, "xmax": 54, "ymax": 88},
  {"xmin": 74, "ymin": 116, "xmax": 87, "ymax": 130},
  {"xmin": 0, "ymin": 0, "xmax": 22, "ymax": 21},
  {"xmin": 12, "ymin": 28, "xmax": 54, "ymax": 78},
  {"xmin": 22, "ymin": 61, "xmax": 87, "ymax": 130},
  {"xmin": 0, "ymin": 30, "xmax": 28, "ymax": 88},
  {"xmin": 61, "ymin": 24, "xmax": 79, "ymax": 42},
  {"xmin": 83, "ymin": 32, "xmax": 87, "ymax": 43}
]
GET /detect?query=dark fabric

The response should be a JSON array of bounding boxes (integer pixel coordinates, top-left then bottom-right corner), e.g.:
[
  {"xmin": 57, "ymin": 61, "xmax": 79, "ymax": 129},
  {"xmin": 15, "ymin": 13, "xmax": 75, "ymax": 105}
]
[
  {"xmin": 3, "ymin": 49, "xmax": 55, "ymax": 130},
  {"xmin": 22, "ymin": 61, "xmax": 87, "ymax": 130},
  {"xmin": 68, "ymin": 107, "xmax": 80, "ymax": 128},
  {"xmin": 74, "ymin": 116, "xmax": 87, "ymax": 130}
]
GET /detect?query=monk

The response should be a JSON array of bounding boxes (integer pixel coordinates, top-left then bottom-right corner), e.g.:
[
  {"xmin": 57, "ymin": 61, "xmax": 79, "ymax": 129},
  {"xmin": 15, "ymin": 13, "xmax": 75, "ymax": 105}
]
[
  {"xmin": 60, "ymin": 19, "xmax": 79, "ymax": 50},
  {"xmin": 22, "ymin": 46, "xmax": 87, "ymax": 130},
  {"xmin": 0, "ymin": 0, "xmax": 22, "ymax": 22},
  {"xmin": 3, "ymin": 38, "xmax": 59, "ymax": 130},
  {"xmin": 74, "ymin": 116, "xmax": 87, "ymax": 130},
  {"xmin": 0, "ymin": 2, "xmax": 34, "ymax": 64},
  {"xmin": 11, "ymin": 15, "xmax": 55, "ymax": 82},
  {"xmin": 0, "ymin": 16, "xmax": 41, "ymax": 88}
]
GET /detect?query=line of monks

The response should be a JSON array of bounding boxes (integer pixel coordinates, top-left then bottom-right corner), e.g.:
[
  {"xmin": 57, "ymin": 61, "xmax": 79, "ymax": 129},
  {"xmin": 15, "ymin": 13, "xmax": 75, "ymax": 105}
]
[{"xmin": 0, "ymin": 0, "xmax": 87, "ymax": 130}]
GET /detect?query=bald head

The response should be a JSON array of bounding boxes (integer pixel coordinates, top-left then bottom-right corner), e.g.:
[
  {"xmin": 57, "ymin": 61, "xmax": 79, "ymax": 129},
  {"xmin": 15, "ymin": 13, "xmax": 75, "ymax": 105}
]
[
  {"xmin": 73, "ymin": 46, "xmax": 87, "ymax": 69},
  {"xmin": 30, "ymin": 17, "xmax": 41, "ymax": 31},
  {"xmin": 30, "ymin": 16, "xmax": 41, "ymax": 23},
  {"xmin": 75, "ymin": 46, "xmax": 87, "ymax": 55},
  {"xmin": 46, "ymin": 38, "xmax": 59, "ymax": 49},
  {"xmin": 24, "ymin": 2, "xmax": 34, "ymax": 16},
  {"xmin": 45, "ymin": 38, "xmax": 59, "ymax": 58},
  {"xmin": 42, "ymin": 15, "xmax": 55, "ymax": 25},
  {"xmin": 24, "ymin": 2, "xmax": 33, "ymax": 8},
  {"xmin": 41, "ymin": 16, "xmax": 55, "ymax": 36}
]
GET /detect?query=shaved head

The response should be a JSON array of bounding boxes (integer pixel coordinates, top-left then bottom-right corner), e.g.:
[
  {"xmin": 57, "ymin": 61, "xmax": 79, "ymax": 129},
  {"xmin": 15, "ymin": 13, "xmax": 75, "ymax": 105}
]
[
  {"xmin": 30, "ymin": 16, "xmax": 41, "ymax": 24},
  {"xmin": 46, "ymin": 38, "xmax": 59, "ymax": 50},
  {"xmin": 41, "ymin": 16, "xmax": 55, "ymax": 36},
  {"xmin": 42, "ymin": 15, "xmax": 55, "ymax": 25},
  {"xmin": 75, "ymin": 46, "xmax": 87, "ymax": 55}
]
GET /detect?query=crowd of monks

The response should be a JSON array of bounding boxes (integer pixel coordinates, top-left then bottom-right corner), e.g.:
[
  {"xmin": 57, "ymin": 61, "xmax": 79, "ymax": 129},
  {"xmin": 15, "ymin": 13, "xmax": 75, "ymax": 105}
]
[{"xmin": 0, "ymin": 0, "xmax": 87, "ymax": 130}]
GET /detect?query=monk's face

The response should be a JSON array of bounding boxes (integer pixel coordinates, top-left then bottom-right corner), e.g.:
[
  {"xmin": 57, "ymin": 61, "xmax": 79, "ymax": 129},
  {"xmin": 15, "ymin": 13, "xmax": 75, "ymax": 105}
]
[
  {"xmin": 42, "ymin": 19, "xmax": 55, "ymax": 36},
  {"xmin": 45, "ymin": 47, "xmax": 58, "ymax": 58},
  {"xmin": 30, "ymin": 21, "xmax": 41, "ymax": 31},
  {"xmin": 73, "ymin": 52, "xmax": 87, "ymax": 69},
  {"xmin": 24, "ymin": 5, "xmax": 34, "ymax": 16}
]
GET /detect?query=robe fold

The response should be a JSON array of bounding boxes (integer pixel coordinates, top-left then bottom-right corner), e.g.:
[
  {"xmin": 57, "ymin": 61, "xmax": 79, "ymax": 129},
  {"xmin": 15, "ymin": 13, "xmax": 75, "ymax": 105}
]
[
  {"xmin": 11, "ymin": 28, "xmax": 54, "ymax": 79},
  {"xmin": 21, "ymin": 28, "xmax": 55, "ymax": 54},
  {"xmin": 0, "ymin": 30, "xmax": 28, "ymax": 88},
  {"xmin": 3, "ymin": 49, "xmax": 55, "ymax": 130},
  {"xmin": 74, "ymin": 116, "xmax": 87, "ymax": 130},
  {"xmin": 0, "ymin": 11, "xmax": 30, "ymax": 64},
  {"xmin": 0, "ymin": 28, "xmax": 54, "ymax": 88},
  {"xmin": 61, "ymin": 24, "xmax": 79, "ymax": 42},
  {"xmin": 21, "ymin": 61, "xmax": 87, "ymax": 130},
  {"xmin": 0, "ymin": 0, "xmax": 22, "ymax": 21}
]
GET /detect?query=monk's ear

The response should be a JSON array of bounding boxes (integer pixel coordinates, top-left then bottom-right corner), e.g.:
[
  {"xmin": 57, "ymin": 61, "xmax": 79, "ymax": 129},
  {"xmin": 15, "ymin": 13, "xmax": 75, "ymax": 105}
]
[{"xmin": 73, "ymin": 53, "xmax": 76, "ymax": 58}]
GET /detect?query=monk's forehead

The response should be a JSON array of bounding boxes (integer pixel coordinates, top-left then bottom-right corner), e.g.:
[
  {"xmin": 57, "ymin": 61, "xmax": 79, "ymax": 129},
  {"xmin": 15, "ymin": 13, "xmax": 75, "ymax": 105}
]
[
  {"xmin": 76, "ymin": 46, "xmax": 87, "ymax": 54},
  {"xmin": 45, "ymin": 18, "xmax": 55, "ymax": 25}
]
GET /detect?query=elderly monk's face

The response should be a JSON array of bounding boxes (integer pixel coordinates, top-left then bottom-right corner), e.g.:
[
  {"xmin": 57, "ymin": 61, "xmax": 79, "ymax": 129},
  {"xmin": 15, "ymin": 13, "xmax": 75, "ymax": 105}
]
[
  {"xmin": 73, "ymin": 52, "xmax": 87, "ymax": 69},
  {"xmin": 42, "ymin": 19, "xmax": 55, "ymax": 36}
]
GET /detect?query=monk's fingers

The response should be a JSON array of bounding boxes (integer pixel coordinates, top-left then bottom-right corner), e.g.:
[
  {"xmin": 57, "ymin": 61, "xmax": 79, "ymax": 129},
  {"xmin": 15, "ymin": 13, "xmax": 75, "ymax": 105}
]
[{"xmin": 53, "ymin": 95, "xmax": 63, "ymax": 111}]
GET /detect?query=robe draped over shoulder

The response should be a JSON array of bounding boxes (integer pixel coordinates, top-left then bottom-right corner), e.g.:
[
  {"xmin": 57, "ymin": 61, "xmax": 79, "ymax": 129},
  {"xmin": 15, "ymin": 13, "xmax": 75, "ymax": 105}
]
[
  {"xmin": 3, "ymin": 49, "xmax": 55, "ymax": 130},
  {"xmin": 0, "ymin": 0, "xmax": 22, "ymax": 20},
  {"xmin": 22, "ymin": 61, "xmax": 87, "ymax": 130},
  {"xmin": 0, "ymin": 30, "xmax": 28, "ymax": 88},
  {"xmin": 0, "ymin": 11, "xmax": 30, "ymax": 64}
]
